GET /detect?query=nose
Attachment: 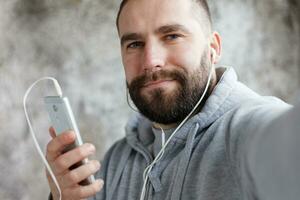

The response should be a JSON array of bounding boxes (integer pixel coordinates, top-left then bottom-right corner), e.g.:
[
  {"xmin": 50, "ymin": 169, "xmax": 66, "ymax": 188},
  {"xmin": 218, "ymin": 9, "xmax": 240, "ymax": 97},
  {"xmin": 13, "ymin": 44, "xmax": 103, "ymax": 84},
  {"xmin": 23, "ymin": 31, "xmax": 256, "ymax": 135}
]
[{"xmin": 142, "ymin": 41, "xmax": 166, "ymax": 73}]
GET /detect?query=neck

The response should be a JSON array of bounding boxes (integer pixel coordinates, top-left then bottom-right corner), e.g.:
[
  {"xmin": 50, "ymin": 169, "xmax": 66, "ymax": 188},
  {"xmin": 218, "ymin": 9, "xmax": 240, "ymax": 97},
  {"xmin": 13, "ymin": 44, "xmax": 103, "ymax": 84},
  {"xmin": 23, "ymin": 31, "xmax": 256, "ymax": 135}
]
[{"xmin": 153, "ymin": 122, "xmax": 178, "ymax": 130}]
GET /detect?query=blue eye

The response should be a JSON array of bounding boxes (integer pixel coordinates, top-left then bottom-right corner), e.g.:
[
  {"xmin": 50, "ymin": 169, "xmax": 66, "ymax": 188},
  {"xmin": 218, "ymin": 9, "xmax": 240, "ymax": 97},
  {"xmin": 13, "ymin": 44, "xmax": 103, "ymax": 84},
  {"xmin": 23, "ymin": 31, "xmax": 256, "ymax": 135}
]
[
  {"xmin": 165, "ymin": 34, "xmax": 180, "ymax": 40},
  {"xmin": 127, "ymin": 41, "xmax": 144, "ymax": 49}
]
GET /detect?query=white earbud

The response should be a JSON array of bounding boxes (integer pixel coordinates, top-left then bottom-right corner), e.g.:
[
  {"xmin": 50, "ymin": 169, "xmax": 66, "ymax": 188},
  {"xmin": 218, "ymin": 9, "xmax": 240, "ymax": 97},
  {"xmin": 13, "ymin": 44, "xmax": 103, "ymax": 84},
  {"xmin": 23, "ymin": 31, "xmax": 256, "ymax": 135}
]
[{"xmin": 211, "ymin": 49, "xmax": 217, "ymax": 62}]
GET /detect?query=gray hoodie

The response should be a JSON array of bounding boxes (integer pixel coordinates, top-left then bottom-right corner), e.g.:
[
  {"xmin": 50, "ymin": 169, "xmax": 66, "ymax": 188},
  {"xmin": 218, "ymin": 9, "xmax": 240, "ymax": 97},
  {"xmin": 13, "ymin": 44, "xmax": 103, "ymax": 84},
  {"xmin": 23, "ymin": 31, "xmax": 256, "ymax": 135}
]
[{"xmin": 92, "ymin": 67, "xmax": 292, "ymax": 200}]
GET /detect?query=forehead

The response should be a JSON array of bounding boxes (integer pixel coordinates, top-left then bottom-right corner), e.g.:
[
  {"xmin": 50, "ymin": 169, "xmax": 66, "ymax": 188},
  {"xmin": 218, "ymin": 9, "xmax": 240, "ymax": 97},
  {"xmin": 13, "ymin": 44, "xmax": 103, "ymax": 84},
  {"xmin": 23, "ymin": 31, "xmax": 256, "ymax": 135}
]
[{"xmin": 118, "ymin": 0, "xmax": 202, "ymax": 36}]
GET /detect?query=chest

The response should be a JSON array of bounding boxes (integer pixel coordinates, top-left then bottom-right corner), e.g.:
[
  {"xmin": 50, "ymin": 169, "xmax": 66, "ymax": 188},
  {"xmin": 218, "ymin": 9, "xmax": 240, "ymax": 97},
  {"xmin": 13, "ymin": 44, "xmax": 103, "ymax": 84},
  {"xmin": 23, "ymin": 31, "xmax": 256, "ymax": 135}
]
[{"xmin": 105, "ymin": 137, "xmax": 242, "ymax": 200}]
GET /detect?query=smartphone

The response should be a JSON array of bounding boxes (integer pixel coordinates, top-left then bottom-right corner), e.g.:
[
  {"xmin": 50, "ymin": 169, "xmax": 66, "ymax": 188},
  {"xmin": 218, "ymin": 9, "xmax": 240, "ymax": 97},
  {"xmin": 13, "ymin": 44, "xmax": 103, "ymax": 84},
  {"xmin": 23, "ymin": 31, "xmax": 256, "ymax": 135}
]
[{"xmin": 44, "ymin": 96, "xmax": 95, "ymax": 185}]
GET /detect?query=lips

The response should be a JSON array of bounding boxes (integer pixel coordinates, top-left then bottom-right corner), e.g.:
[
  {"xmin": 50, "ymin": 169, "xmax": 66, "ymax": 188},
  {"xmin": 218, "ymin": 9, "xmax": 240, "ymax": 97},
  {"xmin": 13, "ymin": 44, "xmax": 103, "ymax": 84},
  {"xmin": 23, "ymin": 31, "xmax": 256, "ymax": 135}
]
[{"xmin": 143, "ymin": 79, "xmax": 174, "ymax": 88}]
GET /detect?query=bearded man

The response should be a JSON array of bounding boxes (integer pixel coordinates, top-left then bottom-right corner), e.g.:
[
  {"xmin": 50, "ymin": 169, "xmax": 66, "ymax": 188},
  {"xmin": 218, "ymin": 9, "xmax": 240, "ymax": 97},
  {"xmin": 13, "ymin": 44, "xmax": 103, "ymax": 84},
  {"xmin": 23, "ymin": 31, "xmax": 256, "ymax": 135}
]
[{"xmin": 46, "ymin": 0, "xmax": 300, "ymax": 200}]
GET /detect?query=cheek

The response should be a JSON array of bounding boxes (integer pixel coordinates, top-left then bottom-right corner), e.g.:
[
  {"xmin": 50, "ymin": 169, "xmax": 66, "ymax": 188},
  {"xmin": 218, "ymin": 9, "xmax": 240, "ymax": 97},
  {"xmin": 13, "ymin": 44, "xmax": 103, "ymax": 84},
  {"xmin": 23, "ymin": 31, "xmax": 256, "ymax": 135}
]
[
  {"xmin": 122, "ymin": 54, "xmax": 142, "ymax": 84},
  {"xmin": 168, "ymin": 44, "xmax": 202, "ymax": 71}
]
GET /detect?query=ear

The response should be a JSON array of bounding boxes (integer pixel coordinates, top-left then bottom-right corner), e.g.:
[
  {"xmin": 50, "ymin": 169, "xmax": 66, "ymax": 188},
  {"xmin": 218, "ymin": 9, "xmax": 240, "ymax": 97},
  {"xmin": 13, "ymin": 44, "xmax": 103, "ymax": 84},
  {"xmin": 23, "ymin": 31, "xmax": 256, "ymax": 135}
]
[{"xmin": 210, "ymin": 31, "xmax": 222, "ymax": 64}]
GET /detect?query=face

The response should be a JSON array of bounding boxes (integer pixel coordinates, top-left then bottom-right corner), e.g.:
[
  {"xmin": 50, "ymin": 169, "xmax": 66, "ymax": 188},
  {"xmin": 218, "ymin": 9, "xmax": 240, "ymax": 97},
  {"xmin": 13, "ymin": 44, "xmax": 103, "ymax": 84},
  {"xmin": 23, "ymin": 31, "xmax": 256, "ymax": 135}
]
[{"xmin": 118, "ymin": 0, "xmax": 215, "ymax": 124}]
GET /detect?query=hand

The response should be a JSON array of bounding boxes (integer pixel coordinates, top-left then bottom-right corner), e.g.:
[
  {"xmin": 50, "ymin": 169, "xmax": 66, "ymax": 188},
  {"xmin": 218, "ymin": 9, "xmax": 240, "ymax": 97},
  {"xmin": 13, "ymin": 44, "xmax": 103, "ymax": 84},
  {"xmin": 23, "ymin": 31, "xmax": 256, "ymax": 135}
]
[{"xmin": 46, "ymin": 127, "xmax": 104, "ymax": 200}]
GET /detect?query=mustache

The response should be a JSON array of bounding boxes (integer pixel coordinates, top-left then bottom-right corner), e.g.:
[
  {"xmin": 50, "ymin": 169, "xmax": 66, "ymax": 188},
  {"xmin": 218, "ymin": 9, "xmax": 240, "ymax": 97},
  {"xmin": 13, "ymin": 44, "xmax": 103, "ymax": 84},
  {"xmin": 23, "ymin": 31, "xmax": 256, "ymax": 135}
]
[{"xmin": 128, "ymin": 69, "xmax": 188, "ymax": 89}]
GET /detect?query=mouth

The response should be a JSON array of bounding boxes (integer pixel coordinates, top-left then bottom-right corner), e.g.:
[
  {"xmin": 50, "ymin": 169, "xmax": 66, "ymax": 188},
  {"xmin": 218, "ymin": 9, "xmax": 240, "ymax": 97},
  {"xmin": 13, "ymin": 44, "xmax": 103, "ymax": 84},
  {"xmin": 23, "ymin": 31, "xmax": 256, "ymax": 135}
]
[{"xmin": 143, "ymin": 79, "xmax": 175, "ymax": 89}]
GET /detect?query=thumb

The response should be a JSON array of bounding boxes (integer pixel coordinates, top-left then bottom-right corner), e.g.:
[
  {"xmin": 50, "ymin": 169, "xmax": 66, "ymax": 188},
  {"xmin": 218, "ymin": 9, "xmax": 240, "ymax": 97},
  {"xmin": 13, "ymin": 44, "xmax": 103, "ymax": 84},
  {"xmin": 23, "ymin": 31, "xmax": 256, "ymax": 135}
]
[{"xmin": 49, "ymin": 127, "xmax": 57, "ymax": 139}]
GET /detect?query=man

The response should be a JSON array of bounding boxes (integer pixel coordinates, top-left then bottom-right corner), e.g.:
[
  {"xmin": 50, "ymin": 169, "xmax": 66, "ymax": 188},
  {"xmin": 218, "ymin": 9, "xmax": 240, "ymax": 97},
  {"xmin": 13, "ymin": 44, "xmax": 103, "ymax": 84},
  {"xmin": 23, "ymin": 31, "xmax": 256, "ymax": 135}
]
[{"xmin": 46, "ymin": 0, "xmax": 299, "ymax": 199}]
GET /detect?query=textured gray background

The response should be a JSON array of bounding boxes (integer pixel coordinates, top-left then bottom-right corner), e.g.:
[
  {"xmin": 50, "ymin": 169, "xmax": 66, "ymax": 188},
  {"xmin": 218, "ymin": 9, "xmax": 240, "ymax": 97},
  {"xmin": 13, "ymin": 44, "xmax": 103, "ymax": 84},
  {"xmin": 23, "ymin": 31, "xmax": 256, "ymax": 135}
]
[{"xmin": 0, "ymin": 0, "xmax": 299, "ymax": 199}]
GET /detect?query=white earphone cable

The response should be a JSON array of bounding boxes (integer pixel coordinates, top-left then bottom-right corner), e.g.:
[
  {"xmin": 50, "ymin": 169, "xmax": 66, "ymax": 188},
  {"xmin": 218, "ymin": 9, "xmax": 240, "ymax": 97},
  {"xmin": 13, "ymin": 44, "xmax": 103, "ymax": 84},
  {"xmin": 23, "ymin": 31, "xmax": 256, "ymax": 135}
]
[
  {"xmin": 126, "ymin": 87, "xmax": 140, "ymax": 113},
  {"xmin": 23, "ymin": 77, "xmax": 63, "ymax": 200},
  {"xmin": 23, "ymin": 66, "xmax": 213, "ymax": 200}
]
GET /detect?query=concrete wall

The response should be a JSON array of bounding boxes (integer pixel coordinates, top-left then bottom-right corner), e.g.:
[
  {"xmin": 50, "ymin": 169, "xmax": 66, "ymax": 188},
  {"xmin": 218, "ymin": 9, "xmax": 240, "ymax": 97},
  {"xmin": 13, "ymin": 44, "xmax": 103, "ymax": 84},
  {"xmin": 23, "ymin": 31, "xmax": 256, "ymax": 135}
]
[{"xmin": 0, "ymin": 0, "xmax": 299, "ymax": 199}]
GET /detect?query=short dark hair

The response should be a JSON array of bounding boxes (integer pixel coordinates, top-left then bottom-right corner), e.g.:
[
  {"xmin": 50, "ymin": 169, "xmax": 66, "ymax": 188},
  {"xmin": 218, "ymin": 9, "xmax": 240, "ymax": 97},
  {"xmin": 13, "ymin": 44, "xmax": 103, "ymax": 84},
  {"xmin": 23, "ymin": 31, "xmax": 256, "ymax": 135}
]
[{"xmin": 116, "ymin": 0, "xmax": 212, "ymax": 32}]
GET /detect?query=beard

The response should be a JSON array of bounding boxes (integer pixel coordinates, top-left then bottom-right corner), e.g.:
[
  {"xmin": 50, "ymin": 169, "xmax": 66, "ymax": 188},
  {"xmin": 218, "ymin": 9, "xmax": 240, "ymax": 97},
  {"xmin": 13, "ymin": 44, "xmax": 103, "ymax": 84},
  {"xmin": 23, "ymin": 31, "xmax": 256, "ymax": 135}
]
[{"xmin": 128, "ymin": 52, "xmax": 212, "ymax": 124}]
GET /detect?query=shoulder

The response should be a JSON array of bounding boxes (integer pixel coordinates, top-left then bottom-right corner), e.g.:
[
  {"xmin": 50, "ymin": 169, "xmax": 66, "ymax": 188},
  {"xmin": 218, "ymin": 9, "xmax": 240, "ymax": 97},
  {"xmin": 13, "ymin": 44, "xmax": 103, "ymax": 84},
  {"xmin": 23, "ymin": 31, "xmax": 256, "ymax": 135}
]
[
  {"xmin": 231, "ymin": 95, "xmax": 291, "ymax": 127},
  {"xmin": 95, "ymin": 137, "xmax": 132, "ymax": 183},
  {"xmin": 222, "ymin": 94, "xmax": 291, "ymax": 162}
]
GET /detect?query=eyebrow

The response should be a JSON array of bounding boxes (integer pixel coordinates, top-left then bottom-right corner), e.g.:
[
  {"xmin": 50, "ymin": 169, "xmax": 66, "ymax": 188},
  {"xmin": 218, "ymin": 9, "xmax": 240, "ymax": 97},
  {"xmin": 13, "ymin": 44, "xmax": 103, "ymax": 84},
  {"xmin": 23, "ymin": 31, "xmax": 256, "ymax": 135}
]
[
  {"xmin": 155, "ymin": 24, "xmax": 191, "ymax": 35},
  {"xmin": 120, "ymin": 24, "xmax": 191, "ymax": 46},
  {"xmin": 120, "ymin": 33, "xmax": 143, "ymax": 47}
]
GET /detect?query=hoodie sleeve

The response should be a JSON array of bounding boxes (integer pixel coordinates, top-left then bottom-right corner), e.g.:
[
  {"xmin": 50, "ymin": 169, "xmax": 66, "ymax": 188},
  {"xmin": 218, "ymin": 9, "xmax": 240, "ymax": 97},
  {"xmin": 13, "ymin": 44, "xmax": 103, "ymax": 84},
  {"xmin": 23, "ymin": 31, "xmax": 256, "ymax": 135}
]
[
  {"xmin": 225, "ymin": 97, "xmax": 292, "ymax": 199},
  {"xmin": 241, "ymin": 101, "xmax": 300, "ymax": 200}
]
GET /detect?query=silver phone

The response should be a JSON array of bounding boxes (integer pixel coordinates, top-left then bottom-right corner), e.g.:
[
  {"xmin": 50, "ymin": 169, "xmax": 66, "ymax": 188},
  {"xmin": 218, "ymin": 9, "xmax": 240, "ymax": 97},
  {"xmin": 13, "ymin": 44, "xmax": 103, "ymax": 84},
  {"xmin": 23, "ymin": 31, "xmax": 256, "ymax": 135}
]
[{"xmin": 44, "ymin": 96, "xmax": 95, "ymax": 185}]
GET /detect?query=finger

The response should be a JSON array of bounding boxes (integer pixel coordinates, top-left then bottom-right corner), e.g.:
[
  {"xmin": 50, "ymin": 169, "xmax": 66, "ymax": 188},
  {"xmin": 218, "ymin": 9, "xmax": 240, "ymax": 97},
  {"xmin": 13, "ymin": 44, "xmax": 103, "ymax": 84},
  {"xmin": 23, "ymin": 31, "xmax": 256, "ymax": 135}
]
[
  {"xmin": 52, "ymin": 143, "xmax": 96, "ymax": 175},
  {"xmin": 63, "ymin": 179, "xmax": 104, "ymax": 199},
  {"xmin": 78, "ymin": 179, "xmax": 104, "ymax": 198},
  {"xmin": 62, "ymin": 160, "xmax": 100, "ymax": 188},
  {"xmin": 49, "ymin": 127, "xmax": 56, "ymax": 139},
  {"xmin": 46, "ymin": 131, "xmax": 76, "ymax": 162}
]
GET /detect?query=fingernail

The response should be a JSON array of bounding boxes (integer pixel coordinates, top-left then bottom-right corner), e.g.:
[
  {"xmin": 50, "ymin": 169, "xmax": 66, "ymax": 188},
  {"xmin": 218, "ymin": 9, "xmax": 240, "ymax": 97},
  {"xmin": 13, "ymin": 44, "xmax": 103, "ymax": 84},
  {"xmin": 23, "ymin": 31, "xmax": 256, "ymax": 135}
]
[
  {"xmin": 87, "ymin": 144, "xmax": 95, "ymax": 152},
  {"xmin": 96, "ymin": 161, "xmax": 101, "ymax": 169},
  {"xmin": 98, "ymin": 179, "xmax": 104, "ymax": 186}
]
